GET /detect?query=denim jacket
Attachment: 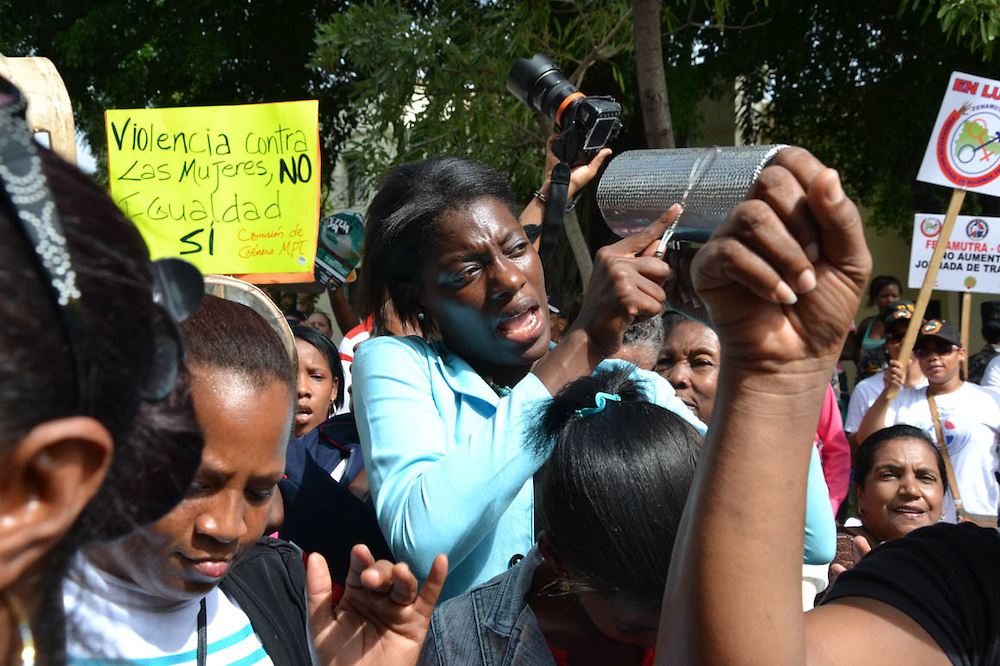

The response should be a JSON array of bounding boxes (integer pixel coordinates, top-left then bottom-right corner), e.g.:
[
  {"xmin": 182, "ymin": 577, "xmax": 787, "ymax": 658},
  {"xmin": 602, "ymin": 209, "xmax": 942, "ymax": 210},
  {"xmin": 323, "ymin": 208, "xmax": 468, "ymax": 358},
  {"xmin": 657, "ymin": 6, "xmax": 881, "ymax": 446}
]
[{"xmin": 418, "ymin": 546, "xmax": 553, "ymax": 666}]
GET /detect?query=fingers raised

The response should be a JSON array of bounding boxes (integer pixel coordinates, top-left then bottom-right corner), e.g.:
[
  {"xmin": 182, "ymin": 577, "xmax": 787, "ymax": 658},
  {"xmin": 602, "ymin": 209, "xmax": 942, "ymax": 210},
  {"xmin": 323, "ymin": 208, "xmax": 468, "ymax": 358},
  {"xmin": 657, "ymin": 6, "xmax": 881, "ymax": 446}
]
[
  {"xmin": 306, "ymin": 553, "xmax": 334, "ymax": 626},
  {"xmin": 415, "ymin": 553, "xmax": 448, "ymax": 617},
  {"xmin": 806, "ymin": 168, "xmax": 869, "ymax": 281},
  {"xmin": 614, "ymin": 205, "xmax": 680, "ymax": 256}
]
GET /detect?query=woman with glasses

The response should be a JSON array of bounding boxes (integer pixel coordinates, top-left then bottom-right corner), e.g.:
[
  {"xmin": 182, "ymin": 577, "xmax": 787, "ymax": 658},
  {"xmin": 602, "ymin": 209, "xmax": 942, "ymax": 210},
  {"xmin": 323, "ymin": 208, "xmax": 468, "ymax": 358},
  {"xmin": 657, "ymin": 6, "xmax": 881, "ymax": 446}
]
[{"xmin": 857, "ymin": 319, "xmax": 1000, "ymax": 524}]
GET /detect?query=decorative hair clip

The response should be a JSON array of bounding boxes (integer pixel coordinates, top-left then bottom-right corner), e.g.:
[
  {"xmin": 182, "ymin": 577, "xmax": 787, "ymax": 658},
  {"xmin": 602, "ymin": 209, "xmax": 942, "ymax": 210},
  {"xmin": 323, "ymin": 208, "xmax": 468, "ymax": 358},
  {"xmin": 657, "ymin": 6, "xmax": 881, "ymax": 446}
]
[
  {"xmin": 0, "ymin": 76, "xmax": 203, "ymax": 410},
  {"xmin": 573, "ymin": 391, "xmax": 621, "ymax": 418}
]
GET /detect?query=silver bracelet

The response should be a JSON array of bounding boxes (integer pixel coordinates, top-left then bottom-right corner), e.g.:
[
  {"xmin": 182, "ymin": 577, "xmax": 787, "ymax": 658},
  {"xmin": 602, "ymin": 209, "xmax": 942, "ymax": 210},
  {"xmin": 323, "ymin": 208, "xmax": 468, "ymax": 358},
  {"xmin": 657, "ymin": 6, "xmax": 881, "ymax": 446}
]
[{"xmin": 533, "ymin": 189, "xmax": 580, "ymax": 212}]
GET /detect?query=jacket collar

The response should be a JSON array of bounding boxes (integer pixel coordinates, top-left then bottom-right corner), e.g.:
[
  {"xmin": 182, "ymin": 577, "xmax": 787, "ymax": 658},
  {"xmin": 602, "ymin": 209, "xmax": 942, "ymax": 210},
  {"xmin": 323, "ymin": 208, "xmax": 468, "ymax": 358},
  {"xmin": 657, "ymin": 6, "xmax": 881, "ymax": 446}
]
[
  {"xmin": 430, "ymin": 339, "xmax": 504, "ymax": 407},
  {"xmin": 481, "ymin": 546, "xmax": 543, "ymax": 635}
]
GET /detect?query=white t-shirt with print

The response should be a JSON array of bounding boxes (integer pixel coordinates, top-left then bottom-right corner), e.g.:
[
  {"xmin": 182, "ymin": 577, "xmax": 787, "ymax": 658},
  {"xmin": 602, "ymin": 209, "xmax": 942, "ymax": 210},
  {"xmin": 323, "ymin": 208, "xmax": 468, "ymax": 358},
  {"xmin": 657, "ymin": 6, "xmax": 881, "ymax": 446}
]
[
  {"xmin": 64, "ymin": 555, "xmax": 274, "ymax": 666},
  {"xmin": 845, "ymin": 371, "xmax": 928, "ymax": 435},
  {"xmin": 884, "ymin": 382, "xmax": 1000, "ymax": 521}
]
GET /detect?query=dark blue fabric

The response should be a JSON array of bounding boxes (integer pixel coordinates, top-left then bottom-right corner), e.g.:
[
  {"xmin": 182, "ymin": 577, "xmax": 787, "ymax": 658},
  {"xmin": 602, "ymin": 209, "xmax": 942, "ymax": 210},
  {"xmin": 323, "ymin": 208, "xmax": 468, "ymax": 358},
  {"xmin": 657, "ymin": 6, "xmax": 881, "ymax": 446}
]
[{"xmin": 279, "ymin": 413, "xmax": 392, "ymax": 586}]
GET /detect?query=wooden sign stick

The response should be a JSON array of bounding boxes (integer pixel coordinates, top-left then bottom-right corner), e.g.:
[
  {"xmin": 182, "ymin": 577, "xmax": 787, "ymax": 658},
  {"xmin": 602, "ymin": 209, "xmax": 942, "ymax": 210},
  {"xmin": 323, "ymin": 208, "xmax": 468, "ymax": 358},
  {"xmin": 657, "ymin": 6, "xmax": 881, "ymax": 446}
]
[
  {"xmin": 960, "ymin": 291, "xmax": 972, "ymax": 378},
  {"xmin": 888, "ymin": 187, "xmax": 967, "ymax": 401}
]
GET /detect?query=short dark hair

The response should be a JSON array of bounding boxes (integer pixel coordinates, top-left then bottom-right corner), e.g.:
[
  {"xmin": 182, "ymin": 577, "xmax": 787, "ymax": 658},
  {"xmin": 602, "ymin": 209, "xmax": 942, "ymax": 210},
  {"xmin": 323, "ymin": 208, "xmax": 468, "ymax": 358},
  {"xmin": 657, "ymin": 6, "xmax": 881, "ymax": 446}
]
[
  {"xmin": 181, "ymin": 294, "xmax": 296, "ymax": 399},
  {"xmin": 529, "ymin": 367, "xmax": 703, "ymax": 611},
  {"xmin": 358, "ymin": 157, "xmax": 518, "ymax": 336},
  {"xmin": 292, "ymin": 324, "xmax": 345, "ymax": 409},
  {"xmin": 622, "ymin": 315, "xmax": 665, "ymax": 350},
  {"xmin": 866, "ymin": 275, "xmax": 902, "ymax": 307},
  {"xmin": 855, "ymin": 425, "xmax": 947, "ymax": 494}
]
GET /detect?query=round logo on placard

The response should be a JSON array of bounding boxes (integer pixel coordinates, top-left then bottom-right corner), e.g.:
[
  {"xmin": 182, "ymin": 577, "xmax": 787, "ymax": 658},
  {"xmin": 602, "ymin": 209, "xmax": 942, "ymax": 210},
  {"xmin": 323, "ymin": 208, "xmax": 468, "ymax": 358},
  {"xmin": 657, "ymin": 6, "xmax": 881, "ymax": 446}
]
[
  {"xmin": 966, "ymin": 218, "xmax": 989, "ymax": 239},
  {"xmin": 965, "ymin": 276, "xmax": 978, "ymax": 289},
  {"xmin": 921, "ymin": 217, "xmax": 942, "ymax": 237},
  {"xmin": 936, "ymin": 102, "xmax": 1000, "ymax": 188}
]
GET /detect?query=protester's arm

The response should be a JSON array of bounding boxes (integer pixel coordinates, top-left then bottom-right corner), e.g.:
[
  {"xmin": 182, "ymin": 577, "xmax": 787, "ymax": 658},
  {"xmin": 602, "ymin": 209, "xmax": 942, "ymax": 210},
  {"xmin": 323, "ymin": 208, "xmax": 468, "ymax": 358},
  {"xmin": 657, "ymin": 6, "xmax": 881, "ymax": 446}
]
[
  {"xmin": 528, "ymin": 211, "xmax": 675, "ymax": 394},
  {"xmin": 855, "ymin": 361, "xmax": 904, "ymax": 444},
  {"xmin": 328, "ymin": 285, "xmax": 362, "ymax": 333},
  {"xmin": 657, "ymin": 149, "xmax": 951, "ymax": 665},
  {"xmin": 657, "ymin": 149, "xmax": 872, "ymax": 664}
]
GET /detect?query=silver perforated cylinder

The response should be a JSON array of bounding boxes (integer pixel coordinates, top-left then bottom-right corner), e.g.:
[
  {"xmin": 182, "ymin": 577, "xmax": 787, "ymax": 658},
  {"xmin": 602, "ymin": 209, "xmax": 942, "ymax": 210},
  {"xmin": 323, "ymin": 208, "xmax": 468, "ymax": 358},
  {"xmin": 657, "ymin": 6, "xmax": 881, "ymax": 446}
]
[{"xmin": 597, "ymin": 145, "xmax": 788, "ymax": 241}]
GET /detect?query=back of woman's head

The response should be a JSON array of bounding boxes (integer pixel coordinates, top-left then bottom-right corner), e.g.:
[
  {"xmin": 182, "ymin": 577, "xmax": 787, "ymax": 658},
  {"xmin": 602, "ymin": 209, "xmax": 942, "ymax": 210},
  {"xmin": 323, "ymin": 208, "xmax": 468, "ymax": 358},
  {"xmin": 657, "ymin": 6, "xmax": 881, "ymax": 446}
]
[
  {"xmin": 1, "ymin": 144, "xmax": 203, "ymax": 532},
  {"xmin": 180, "ymin": 294, "xmax": 296, "ymax": 398},
  {"xmin": 1, "ymin": 103, "xmax": 203, "ymax": 660},
  {"xmin": 529, "ymin": 367, "xmax": 703, "ymax": 611},
  {"xmin": 359, "ymin": 157, "xmax": 518, "ymax": 335},
  {"xmin": 855, "ymin": 424, "xmax": 948, "ymax": 493},
  {"xmin": 292, "ymin": 324, "xmax": 345, "ymax": 408}
]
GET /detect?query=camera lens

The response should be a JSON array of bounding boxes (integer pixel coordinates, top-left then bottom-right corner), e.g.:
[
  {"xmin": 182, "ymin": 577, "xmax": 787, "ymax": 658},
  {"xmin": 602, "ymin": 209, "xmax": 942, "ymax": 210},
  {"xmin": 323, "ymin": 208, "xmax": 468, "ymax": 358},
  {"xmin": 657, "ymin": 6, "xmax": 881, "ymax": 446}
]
[{"xmin": 506, "ymin": 54, "xmax": 582, "ymax": 125}]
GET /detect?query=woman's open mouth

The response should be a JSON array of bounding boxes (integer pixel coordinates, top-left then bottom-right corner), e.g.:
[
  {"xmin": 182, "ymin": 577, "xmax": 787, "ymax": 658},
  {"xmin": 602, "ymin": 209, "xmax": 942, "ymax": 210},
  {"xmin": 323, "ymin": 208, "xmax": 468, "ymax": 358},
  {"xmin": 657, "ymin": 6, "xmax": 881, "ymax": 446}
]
[
  {"xmin": 497, "ymin": 305, "xmax": 543, "ymax": 344},
  {"xmin": 294, "ymin": 403, "xmax": 314, "ymax": 426}
]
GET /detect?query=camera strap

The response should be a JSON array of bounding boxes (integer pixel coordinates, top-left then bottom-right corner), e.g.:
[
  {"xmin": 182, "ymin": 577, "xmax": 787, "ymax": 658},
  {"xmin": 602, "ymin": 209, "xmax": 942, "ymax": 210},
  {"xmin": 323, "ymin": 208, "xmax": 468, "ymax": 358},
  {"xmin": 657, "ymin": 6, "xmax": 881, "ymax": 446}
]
[{"xmin": 539, "ymin": 161, "xmax": 571, "ymax": 265}]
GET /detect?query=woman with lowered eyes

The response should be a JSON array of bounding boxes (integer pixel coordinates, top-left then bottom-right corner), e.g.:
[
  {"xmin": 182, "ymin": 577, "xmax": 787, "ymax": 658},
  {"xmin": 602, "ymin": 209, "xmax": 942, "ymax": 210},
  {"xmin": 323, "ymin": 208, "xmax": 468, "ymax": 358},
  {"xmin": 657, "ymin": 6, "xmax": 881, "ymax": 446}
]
[
  {"xmin": 353, "ymin": 156, "xmax": 690, "ymax": 600},
  {"xmin": 66, "ymin": 294, "xmax": 447, "ymax": 666}
]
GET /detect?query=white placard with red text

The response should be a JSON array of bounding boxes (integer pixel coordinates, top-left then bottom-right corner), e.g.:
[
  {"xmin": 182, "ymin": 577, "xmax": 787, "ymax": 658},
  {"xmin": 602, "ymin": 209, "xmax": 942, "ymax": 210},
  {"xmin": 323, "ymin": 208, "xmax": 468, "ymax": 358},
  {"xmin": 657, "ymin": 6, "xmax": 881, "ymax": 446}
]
[{"xmin": 917, "ymin": 71, "xmax": 1000, "ymax": 197}]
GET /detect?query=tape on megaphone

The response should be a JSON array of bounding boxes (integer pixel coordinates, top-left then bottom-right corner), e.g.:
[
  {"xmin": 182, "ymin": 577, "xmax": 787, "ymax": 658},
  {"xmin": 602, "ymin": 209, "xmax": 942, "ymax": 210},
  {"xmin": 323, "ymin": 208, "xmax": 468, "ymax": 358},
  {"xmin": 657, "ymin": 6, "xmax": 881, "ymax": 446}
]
[{"xmin": 597, "ymin": 145, "xmax": 788, "ymax": 242}]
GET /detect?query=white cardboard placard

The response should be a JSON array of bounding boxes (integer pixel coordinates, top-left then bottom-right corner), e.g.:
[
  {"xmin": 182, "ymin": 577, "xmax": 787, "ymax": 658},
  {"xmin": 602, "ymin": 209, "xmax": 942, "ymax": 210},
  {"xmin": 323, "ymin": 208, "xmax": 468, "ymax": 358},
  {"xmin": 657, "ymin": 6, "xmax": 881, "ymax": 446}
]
[
  {"xmin": 908, "ymin": 213, "xmax": 1000, "ymax": 293},
  {"xmin": 917, "ymin": 71, "xmax": 1000, "ymax": 197}
]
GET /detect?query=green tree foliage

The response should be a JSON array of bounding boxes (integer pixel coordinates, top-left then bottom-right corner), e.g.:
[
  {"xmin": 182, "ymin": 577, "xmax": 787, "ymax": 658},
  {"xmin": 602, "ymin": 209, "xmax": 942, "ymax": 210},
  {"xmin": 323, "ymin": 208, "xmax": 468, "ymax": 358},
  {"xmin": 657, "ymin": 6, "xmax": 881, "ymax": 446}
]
[
  {"xmin": 902, "ymin": 0, "xmax": 1000, "ymax": 60},
  {"xmin": 312, "ymin": 0, "xmax": 637, "ymax": 201},
  {"xmin": 711, "ymin": 0, "xmax": 994, "ymax": 236},
  {"xmin": 0, "ymin": 0, "xmax": 356, "ymax": 181}
]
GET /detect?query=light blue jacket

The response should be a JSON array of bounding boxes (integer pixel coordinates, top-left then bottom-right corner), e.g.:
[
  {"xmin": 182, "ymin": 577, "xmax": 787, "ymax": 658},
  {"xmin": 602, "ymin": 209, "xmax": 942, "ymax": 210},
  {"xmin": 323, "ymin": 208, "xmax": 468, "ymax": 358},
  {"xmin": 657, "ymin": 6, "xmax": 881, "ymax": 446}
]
[{"xmin": 354, "ymin": 336, "xmax": 832, "ymax": 599}]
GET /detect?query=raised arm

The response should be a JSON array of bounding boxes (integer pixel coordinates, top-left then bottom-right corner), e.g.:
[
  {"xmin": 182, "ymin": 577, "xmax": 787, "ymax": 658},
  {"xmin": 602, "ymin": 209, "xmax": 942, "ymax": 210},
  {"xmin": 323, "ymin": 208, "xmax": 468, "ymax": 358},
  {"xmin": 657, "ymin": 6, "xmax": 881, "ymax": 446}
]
[
  {"xmin": 518, "ymin": 138, "xmax": 611, "ymax": 247},
  {"xmin": 854, "ymin": 360, "xmax": 905, "ymax": 443},
  {"xmin": 658, "ymin": 149, "xmax": 871, "ymax": 664}
]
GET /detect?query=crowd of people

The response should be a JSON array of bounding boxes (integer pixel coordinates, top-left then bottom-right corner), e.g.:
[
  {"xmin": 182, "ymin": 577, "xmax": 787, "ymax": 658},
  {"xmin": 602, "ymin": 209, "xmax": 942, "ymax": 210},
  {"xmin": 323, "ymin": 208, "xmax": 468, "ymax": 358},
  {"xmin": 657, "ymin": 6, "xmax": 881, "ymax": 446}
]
[{"xmin": 2, "ymin": 68, "xmax": 999, "ymax": 666}]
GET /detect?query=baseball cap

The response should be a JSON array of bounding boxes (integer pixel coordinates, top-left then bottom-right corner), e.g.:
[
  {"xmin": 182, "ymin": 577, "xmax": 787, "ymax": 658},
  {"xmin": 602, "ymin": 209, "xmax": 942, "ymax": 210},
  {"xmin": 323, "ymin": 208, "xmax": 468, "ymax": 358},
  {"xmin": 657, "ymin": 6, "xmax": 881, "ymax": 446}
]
[
  {"xmin": 916, "ymin": 319, "xmax": 961, "ymax": 347},
  {"xmin": 880, "ymin": 300, "xmax": 915, "ymax": 329}
]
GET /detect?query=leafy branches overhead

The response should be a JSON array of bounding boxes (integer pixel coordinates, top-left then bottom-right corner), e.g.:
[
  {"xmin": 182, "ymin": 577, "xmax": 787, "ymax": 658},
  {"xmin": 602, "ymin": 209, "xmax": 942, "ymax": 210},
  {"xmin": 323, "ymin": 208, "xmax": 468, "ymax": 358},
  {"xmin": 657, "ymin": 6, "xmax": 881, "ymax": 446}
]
[
  {"xmin": 715, "ymin": 0, "xmax": 992, "ymax": 235},
  {"xmin": 0, "ymin": 0, "xmax": 356, "ymax": 179},
  {"xmin": 311, "ymin": 0, "xmax": 638, "ymax": 200},
  {"xmin": 902, "ymin": 0, "xmax": 999, "ymax": 60}
]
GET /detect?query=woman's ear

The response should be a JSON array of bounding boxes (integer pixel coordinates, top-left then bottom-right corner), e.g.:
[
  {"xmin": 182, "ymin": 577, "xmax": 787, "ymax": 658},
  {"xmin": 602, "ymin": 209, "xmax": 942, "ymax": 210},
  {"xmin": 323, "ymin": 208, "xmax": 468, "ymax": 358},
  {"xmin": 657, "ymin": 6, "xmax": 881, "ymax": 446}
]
[
  {"xmin": 398, "ymin": 281, "xmax": 424, "ymax": 319},
  {"xmin": 0, "ymin": 417, "xmax": 113, "ymax": 589},
  {"xmin": 854, "ymin": 483, "xmax": 866, "ymax": 514},
  {"xmin": 537, "ymin": 531, "xmax": 567, "ymax": 575}
]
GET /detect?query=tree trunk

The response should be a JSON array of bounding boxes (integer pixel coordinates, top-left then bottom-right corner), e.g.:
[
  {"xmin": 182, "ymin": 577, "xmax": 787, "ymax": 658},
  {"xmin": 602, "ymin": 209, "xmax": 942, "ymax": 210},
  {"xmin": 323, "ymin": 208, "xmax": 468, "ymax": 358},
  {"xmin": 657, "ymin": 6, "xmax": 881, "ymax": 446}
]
[{"xmin": 633, "ymin": 0, "xmax": 675, "ymax": 148}]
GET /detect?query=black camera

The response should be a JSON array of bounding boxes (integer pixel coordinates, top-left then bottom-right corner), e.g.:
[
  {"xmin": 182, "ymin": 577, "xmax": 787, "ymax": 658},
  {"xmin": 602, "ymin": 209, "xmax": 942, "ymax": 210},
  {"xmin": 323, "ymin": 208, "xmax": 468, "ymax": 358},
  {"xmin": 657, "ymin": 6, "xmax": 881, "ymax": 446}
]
[{"xmin": 506, "ymin": 54, "xmax": 621, "ymax": 166}]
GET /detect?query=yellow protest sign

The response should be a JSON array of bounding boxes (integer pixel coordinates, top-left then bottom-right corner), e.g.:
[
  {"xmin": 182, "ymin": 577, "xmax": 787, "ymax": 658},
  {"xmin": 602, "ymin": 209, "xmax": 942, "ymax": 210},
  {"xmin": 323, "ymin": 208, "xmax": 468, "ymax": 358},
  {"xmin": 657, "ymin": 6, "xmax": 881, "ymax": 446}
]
[{"xmin": 105, "ymin": 101, "xmax": 319, "ymax": 281}]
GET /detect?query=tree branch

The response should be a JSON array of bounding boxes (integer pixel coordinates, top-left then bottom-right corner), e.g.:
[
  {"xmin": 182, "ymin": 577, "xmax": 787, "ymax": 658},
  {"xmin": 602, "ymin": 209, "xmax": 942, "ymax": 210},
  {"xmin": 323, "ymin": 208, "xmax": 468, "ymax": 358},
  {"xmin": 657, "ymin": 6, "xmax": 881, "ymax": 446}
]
[{"xmin": 568, "ymin": 7, "xmax": 634, "ymax": 86}]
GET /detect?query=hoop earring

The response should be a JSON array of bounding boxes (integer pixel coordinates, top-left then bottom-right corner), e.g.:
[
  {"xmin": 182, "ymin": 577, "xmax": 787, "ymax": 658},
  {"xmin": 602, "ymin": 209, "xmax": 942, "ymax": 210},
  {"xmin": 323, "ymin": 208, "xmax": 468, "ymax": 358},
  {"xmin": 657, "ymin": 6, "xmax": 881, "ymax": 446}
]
[{"xmin": 3, "ymin": 590, "xmax": 35, "ymax": 666}]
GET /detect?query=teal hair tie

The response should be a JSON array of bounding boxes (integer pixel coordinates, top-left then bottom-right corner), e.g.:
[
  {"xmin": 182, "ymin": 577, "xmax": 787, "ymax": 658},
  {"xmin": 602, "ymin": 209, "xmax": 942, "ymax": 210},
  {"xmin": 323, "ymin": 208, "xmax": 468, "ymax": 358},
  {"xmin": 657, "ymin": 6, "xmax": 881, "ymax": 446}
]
[{"xmin": 573, "ymin": 391, "xmax": 621, "ymax": 418}]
